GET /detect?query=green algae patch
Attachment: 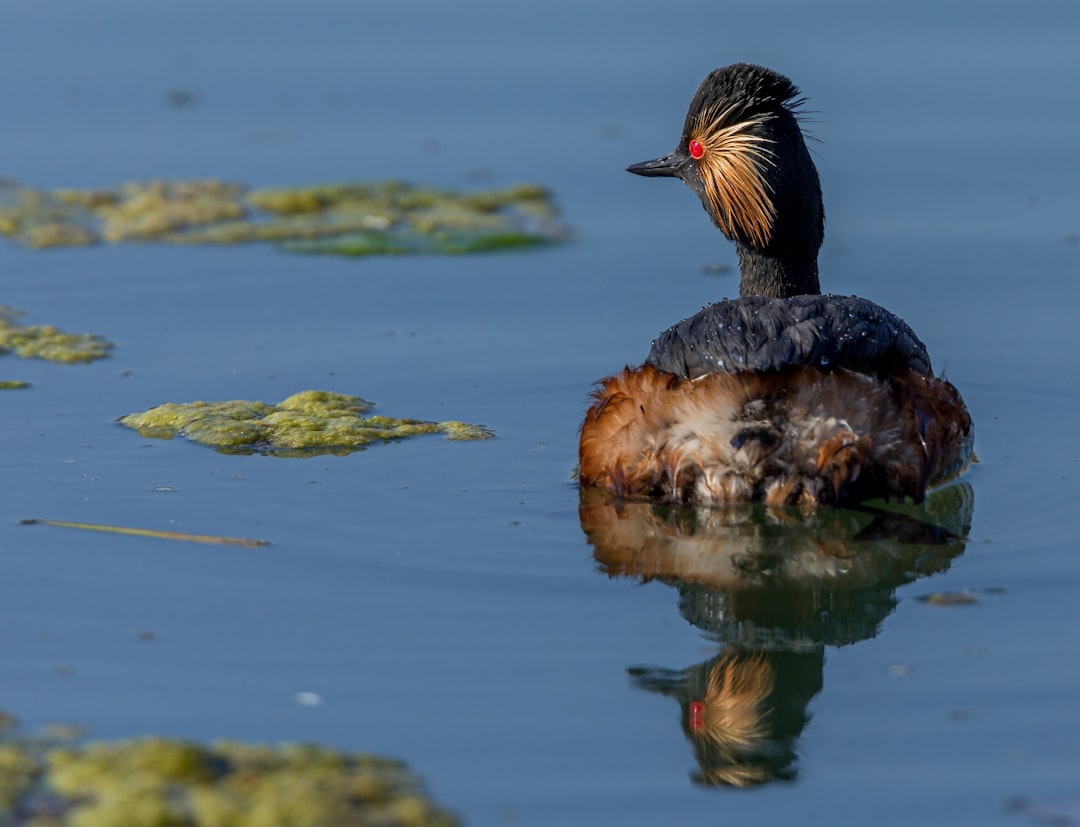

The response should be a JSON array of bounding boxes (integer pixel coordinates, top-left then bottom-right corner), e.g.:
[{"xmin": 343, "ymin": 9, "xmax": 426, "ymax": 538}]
[
  {"xmin": 0, "ymin": 178, "xmax": 566, "ymax": 256},
  {"xmin": 0, "ymin": 380, "xmax": 31, "ymax": 389},
  {"xmin": 0, "ymin": 714, "xmax": 459, "ymax": 827},
  {"xmin": 0, "ymin": 306, "xmax": 113, "ymax": 364},
  {"xmin": 282, "ymin": 228, "xmax": 550, "ymax": 257},
  {"xmin": 918, "ymin": 586, "xmax": 1004, "ymax": 606},
  {"xmin": 119, "ymin": 390, "xmax": 494, "ymax": 456},
  {"xmin": 100, "ymin": 179, "xmax": 247, "ymax": 243},
  {"xmin": 919, "ymin": 591, "xmax": 979, "ymax": 606}
]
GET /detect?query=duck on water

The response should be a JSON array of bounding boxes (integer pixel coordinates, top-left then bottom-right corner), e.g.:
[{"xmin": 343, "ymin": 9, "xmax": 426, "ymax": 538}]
[{"xmin": 579, "ymin": 63, "xmax": 973, "ymax": 506}]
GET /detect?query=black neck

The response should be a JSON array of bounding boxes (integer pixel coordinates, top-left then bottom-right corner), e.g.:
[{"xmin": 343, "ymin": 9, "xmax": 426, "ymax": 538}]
[{"xmin": 736, "ymin": 242, "xmax": 821, "ymax": 298}]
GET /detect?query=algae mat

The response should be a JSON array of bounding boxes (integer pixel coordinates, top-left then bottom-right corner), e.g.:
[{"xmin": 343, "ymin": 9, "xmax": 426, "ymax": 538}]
[
  {"xmin": 119, "ymin": 390, "xmax": 493, "ymax": 457},
  {"xmin": 0, "ymin": 306, "xmax": 113, "ymax": 365},
  {"xmin": 0, "ymin": 712, "xmax": 457, "ymax": 826},
  {"xmin": 0, "ymin": 179, "xmax": 565, "ymax": 256}
]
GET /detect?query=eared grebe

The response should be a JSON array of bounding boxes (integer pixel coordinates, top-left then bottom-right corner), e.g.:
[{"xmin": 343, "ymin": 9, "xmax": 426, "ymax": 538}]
[{"xmin": 579, "ymin": 63, "xmax": 973, "ymax": 505}]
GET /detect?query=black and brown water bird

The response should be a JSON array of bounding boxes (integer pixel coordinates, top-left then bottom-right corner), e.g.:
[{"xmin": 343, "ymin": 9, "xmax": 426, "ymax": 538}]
[{"xmin": 579, "ymin": 63, "xmax": 973, "ymax": 505}]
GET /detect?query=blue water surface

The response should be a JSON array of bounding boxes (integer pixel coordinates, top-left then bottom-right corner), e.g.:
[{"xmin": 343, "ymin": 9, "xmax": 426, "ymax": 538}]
[{"xmin": 2, "ymin": 1, "xmax": 1080, "ymax": 825}]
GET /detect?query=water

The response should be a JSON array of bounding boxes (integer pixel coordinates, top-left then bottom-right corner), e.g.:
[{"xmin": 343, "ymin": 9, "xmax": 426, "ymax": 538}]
[{"xmin": 3, "ymin": 1, "xmax": 1080, "ymax": 824}]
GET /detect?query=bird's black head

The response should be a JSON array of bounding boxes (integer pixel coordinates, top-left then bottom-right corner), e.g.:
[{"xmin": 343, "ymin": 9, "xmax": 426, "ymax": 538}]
[{"xmin": 628, "ymin": 63, "xmax": 823, "ymax": 260}]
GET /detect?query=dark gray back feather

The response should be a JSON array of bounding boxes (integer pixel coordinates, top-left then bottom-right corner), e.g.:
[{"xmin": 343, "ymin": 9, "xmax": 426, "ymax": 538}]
[{"xmin": 645, "ymin": 294, "xmax": 932, "ymax": 379}]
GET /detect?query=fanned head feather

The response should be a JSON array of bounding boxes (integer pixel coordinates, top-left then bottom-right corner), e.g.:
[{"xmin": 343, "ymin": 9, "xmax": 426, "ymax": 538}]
[
  {"xmin": 695, "ymin": 649, "xmax": 773, "ymax": 748},
  {"xmin": 680, "ymin": 64, "xmax": 805, "ymax": 247},
  {"xmin": 688, "ymin": 649, "xmax": 776, "ymax": 788}
]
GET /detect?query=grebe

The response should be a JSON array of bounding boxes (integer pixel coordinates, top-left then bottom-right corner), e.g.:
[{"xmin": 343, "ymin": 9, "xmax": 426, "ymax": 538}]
[{"xmin": 579, "ymin": 63, "xmax": 973, "ymax": 505}]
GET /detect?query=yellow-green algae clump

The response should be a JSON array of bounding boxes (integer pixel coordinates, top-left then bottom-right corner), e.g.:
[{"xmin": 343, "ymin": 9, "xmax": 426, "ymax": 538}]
[
  {"xmin": 0, "ymin": 714, "xmax": 458, "ymax": 827},
  {"xmin": 119, "ymin": 390, "xmax": 493, "ymax": 456},
  {"xmin": 0, "ymin": 178, "xmax": 565, "ymax": 257},
  {"xmin": 0, "ymin": 306, "xmax": 113, "ymax": 364}
]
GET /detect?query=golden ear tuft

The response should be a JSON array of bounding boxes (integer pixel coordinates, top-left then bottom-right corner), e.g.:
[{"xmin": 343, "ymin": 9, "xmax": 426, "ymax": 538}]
[
  {"xmin": 689, "ymin": 102, "xmax": 777, "ymax": 247},
  {"xmin": 692, "ymin": 649, "xmax": 774, "ymax": 749}
]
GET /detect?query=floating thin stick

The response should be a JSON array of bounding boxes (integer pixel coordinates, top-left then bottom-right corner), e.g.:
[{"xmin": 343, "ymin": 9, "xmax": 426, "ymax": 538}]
[{"xmin": 21, "ymin": 518, "xmax": 269, "ymax": 547}]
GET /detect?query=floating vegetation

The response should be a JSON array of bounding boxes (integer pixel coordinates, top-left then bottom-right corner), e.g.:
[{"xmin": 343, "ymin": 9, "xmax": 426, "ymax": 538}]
[
  {"xmin": 282, "ymin": 229, "xmax": 549, "ymax": 257},
  {"xmin": 21, "ymin": 518, "xmax": 270, "ymax": 547},
  {"xmin": 0, "ymin": 178, "xmax": 566, "ymax": 256},
  {"xmin": 0, "ymin": 713, "xmax": 458, "ymax": 826},
  {"xmin": 918, "ymin": 586, "xmax": 1004, "ymax": 606},
  {"xmin": 0, "ymin": 306, "xmax": 114, "ymax": 363},
  {"xmin": 0, "ymin": 380, "xmax": 30, "ymax": 389},
  {"xmin": 918, "ymin": 591, "xmax": 978, "ymax": 606},
  {"xmin": 119, "ymin": 389, "xmax": 494, "ymax": 456}
]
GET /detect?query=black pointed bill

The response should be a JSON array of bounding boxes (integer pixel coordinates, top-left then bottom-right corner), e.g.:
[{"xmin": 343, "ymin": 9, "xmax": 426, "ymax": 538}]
[{"xmin": 626, "ymin": 151, "xmax": 686, "ymax": 178}]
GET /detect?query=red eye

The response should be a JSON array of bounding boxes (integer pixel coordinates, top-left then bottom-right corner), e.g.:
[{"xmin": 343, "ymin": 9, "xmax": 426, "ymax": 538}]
[
  {"xmin": 689, "ymin": 140, "xmax": 705, "ymax": 160},
  {"xmin": 688, "ymin": 700, "xmax": 705, "ymax": 732}
]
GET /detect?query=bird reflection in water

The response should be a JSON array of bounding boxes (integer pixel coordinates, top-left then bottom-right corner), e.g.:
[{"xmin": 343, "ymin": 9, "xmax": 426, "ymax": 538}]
[
  {"xmin": 581, "ymin": 482, "xmax": 974, "ymax": 787},
  {"xmin": 630, "ymin": 647, "xmax": 817, "ymax": 787}
]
